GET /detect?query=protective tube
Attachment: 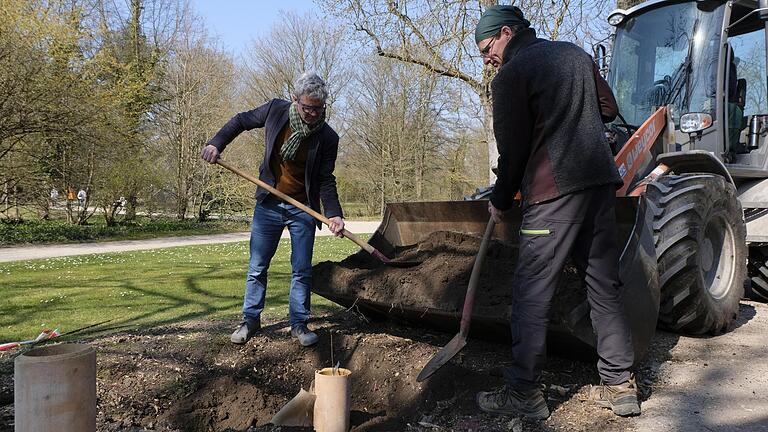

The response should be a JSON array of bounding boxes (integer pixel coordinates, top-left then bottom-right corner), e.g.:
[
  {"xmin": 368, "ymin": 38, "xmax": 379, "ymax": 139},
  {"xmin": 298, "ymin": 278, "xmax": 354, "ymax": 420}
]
[
  {"xmin": 14, "ymin": 343, "xmax": 96, "ymax": 432},
  {"xmin": 313, "ymin": 367, "xmax": 351, "ymax": 432}
]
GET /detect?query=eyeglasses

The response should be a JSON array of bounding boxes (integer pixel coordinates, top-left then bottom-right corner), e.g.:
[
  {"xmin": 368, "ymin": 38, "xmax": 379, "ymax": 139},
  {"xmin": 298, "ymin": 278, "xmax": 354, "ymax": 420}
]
[
  {"xmin": 479, "ymin": 36, "xmax": 497, "ymax": 58},
  {"xmin": 297, "ymin": 101, "xmax": 326, "ymax": 115}
]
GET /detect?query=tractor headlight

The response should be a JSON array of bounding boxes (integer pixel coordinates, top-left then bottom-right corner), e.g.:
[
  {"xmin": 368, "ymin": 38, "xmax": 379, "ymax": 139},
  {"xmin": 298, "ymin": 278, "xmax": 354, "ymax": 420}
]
[
  {"xmin": 608, "ymin": 12, "xmax": 626, "ymax": 26},
  {"xmin": 680, "ymin": 113, "xmax": 713, "ymax": 133}
]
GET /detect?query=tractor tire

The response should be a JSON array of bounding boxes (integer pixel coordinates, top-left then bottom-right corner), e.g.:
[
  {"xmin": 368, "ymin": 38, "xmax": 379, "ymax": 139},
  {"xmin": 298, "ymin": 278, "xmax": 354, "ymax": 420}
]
[
  {"xmin": 645, "ymin": 174, "xmax": 746, "ymax": 334},
  {"xmin": 746, "ymin": 247, "xmax": 768, "ymax": 302}
]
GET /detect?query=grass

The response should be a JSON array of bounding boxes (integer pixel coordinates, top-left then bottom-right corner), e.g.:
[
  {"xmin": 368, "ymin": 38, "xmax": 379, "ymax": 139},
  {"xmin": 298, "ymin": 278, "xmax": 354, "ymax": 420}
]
[{"xmin": 0, "ymin": 235, "xmax": 365, "ymax": 342}]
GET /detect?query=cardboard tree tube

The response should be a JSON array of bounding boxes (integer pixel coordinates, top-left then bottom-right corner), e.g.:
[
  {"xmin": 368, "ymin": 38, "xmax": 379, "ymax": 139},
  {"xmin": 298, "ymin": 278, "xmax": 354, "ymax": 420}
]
[
  {"xmin": 313, "ymin": 367, "xmax": 351, "ymax": 432},
  {"xmin": 14, "ymin": 343, "xmax": 97, "ymax": 432}
]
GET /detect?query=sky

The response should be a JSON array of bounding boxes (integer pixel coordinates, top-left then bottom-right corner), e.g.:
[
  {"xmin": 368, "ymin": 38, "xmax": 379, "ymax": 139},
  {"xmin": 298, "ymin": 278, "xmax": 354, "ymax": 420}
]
[{"xmin": 190, "ymin": 0, "xmax": 315, "ymax": 55}]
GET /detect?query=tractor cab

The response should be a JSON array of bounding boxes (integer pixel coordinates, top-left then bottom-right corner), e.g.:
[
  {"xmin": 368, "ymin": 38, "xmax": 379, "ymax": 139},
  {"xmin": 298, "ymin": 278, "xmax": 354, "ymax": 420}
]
[{"xmin": 607, "ymin": 0, "xmax": 768, "ymax": 177}]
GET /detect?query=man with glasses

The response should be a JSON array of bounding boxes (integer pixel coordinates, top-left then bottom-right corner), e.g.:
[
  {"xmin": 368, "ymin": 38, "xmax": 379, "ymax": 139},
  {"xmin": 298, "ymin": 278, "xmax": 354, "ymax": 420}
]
[
  {"xmin": 201, "ymin": 71, "xmax": 344, "ymax": 348},
  {"xmin": 473, "ymin": 5, "xmax": 639, "ymax": 420}
]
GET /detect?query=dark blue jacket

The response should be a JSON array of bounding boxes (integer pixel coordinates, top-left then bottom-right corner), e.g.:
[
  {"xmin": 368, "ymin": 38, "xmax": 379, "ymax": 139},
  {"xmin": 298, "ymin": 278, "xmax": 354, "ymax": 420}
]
[{"xmin": 207, "ymin": 99, "xmax": 343, "ymax": 224}]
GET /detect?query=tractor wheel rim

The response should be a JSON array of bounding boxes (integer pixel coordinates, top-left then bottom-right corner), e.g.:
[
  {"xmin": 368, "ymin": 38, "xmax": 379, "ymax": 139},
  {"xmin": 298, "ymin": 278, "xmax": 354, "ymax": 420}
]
[{"xmin": 702, "ymin": 214, "xmax": 735, "ymax": 300}]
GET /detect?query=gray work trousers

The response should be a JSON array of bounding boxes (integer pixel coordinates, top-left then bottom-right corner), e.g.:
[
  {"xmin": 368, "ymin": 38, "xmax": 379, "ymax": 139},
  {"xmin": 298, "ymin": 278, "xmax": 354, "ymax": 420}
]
[{"xmin": 503, "ymin": 184, "xmax": 634, "ymax": 390}]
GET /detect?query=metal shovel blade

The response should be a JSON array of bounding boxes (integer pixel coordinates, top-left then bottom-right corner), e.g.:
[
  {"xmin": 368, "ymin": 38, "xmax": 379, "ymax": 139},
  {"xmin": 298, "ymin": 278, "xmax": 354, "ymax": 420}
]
[{"xmin": 416, "ymin": 332, "xmax": 468, "ymax": 382}]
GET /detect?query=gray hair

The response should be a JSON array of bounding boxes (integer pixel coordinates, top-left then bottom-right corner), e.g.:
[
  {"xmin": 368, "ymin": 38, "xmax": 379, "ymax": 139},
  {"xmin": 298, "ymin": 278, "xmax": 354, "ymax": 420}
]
[{"xmin": 292, "ymin": 72, "xmax": 328, "ymax": 101}]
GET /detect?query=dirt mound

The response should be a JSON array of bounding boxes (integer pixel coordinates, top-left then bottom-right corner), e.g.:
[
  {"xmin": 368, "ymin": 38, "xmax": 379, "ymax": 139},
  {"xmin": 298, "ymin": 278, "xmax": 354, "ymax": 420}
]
[
  {"xmin": 0, "ymin": 232, "xmax": 628, "ymax": 432},
  {"xmin": 4, "ymin": 304, "xmax": 761, "ymax": 432},
  {"xmin": 152, "ymin": 316, "xmax": 438, "ymax": 431},
  {"xmin": 0, "ymin": 307, "xmax": 673, "ymax": 432},
  {"xmin": 312, "ymin": 231, "xmax": 587, "ymax": 338}
]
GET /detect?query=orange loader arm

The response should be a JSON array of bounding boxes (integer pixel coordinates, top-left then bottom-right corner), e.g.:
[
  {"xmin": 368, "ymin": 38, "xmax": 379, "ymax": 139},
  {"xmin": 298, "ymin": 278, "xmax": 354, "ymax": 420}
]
[{"xmin": 613, "ymin": 106, "xmax": 669, "ymax": 196}]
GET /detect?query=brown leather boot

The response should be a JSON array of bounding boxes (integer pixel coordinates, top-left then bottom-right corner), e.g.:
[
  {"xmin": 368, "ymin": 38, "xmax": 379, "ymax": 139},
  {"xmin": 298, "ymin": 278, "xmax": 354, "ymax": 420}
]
[
  {"xmin": 588, "ymin": 376, "xmax": 641, "ymax": 417},
  {"xmin": 476, "ymin": 386, "xmax": 550, "ymax": 420}
]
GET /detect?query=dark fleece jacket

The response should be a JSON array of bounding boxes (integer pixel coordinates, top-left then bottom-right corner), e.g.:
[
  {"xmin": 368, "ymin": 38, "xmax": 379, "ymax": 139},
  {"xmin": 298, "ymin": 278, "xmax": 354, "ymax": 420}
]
[{"xmin": 490, "ymin": 28, "xmax": 622, "ymax": 210}]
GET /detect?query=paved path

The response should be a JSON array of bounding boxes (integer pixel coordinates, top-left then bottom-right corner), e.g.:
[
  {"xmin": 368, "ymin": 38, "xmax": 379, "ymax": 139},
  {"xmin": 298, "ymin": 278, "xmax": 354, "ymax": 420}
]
[
  {"xmin": 0, "ymin": 221, "xmax": 380, "ymax": 262},
  {"xmin": 634, "ymin": 301, "xmax": 768, "ymax": 432}
]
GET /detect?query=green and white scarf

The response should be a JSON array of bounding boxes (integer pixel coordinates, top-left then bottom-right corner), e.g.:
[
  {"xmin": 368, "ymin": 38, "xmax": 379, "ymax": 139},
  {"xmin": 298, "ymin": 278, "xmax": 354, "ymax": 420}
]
[{"xmin": 281, "ymin": 103, "xmax": 326, "ymax": 161}]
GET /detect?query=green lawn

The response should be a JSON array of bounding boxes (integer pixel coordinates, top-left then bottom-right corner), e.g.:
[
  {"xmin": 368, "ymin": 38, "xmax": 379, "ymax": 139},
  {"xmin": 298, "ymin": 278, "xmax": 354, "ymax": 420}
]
[{"xmin": 0, "ymin": 236, "xmax": 364, "ymax": 342}]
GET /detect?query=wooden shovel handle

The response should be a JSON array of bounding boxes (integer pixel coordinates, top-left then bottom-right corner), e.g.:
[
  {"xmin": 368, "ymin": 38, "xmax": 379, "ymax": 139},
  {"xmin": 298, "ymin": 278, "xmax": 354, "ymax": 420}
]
[{"xmin": 215, "ymin": 158, "xmax": 374, "ymax": 254}]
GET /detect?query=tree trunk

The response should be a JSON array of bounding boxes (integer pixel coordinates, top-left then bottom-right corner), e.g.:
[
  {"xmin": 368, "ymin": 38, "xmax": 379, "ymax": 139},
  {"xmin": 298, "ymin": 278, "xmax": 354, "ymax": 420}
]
[
  {"xmin": 124, "ymin": 0, "xmax": 145, "ymax": 224},
  {"xmin": 480, "ymin": 91, "xmax": 496, "ymax": 185},
  {"xmin": 415, "ymin": 143, "xmax": 424, "ymax": 200},
  {"xmin": 450, "ymin": 139, "xmax": 468, "ymax": 199},
  {"xmin": 126, "ymin": 194, "xmax": 138, "ymax": 220},
  {"xmin": 41, "ymin": 201, "xmax": 50, "ymax": 220},
  {"xmin": 131, "ymin": 0, "xmax": 143, "ymax": 74},
  {"xmin": 103, "ymin": 203, "xmax": 119, "ymax": 226},
  {"xmin": 176, "ymin": 127, "xmax": 187, "ymax": 220},
  {"xmin": 77, "ymin": 140, "xmax": 97, "ymax": 225},
  {"xmin": 481, "ymin": 1, "xmax": 499, "ymax": 186},
  {"xmin": 13, "ymin": 187, "xmax": 19, "ymax": 220},
  {"xmin": 65, "ymin": 197, "xmax": 73, "ymax": 223}
]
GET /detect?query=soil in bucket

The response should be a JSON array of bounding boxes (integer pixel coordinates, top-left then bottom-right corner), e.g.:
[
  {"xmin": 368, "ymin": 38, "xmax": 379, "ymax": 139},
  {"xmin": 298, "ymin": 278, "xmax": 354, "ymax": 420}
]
[{"xmin": 312, "ymin": 230, "xmax": 587, "ymax": 336}]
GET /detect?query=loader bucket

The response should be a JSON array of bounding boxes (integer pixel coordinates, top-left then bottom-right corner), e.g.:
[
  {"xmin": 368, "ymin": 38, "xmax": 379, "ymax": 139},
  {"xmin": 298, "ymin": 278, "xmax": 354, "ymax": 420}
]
[{"xmin": 313, "ymin": 197, "xmax": 659, "ymax": 362}]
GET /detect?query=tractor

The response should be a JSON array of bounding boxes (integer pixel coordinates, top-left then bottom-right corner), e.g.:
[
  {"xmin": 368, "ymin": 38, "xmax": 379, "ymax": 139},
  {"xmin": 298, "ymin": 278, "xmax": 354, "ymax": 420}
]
[{"xmin": 313, "ymin": 0, "xmax": 768, "ymax": 361}]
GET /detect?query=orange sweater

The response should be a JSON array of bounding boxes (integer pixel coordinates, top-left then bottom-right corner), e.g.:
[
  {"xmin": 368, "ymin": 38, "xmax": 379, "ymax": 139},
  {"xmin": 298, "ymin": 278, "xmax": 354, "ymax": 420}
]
[{"xmin": 269, "ymin": 124, "xmax": 309, "ymax": 202}]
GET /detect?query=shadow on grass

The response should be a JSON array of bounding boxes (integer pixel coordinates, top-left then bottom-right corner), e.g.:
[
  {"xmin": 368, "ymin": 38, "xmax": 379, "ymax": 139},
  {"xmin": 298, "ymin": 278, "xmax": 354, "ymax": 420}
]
[{"xmin": 0, "ymin": 259, "xmax": 313, "ymax": 343}]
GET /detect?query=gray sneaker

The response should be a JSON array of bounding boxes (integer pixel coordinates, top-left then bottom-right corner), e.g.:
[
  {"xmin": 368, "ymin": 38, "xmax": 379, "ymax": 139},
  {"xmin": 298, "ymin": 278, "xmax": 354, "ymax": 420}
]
[
  {"xmin": 291, "ymin": 325, "xmax": 318, "ymax": 347},
  {"xmin": 230, "ymin": 319, "xmax": 260, "ymax": 344},
  {"xmin": 476, "ymin": 386, "xmax": 550, "ymax": 420}
]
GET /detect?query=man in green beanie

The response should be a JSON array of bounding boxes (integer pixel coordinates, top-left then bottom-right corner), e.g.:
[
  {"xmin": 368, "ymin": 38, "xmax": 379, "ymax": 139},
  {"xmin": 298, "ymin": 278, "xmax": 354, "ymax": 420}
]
[{"xmin": 474, "ymin": 5, "xmax": 639, "ymax": 420}]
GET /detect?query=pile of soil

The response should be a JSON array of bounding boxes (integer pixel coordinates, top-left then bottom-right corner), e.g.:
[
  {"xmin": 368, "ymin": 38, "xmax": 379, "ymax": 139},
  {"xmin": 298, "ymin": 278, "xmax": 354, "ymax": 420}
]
[
  {"xmin": 0, "ymin": 312, "xmax": 655, "ymax": 432},
  {"xmin": 313, "ymin": 231, "xmax": 587, "ymax": 336},
  {"xmin": 0, "ymin": 232, "xmax": 642, "ymax": 431}
]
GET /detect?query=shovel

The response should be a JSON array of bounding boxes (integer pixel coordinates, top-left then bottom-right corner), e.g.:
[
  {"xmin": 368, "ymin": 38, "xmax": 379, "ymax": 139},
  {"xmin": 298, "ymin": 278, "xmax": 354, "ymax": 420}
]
[
  {"xmin": 216, "ymin": 158, "xmax": 420, "ymax": 268},
  {"xmin": 417, "ymin": 217, "xmax": 495, "ymax": 382}
]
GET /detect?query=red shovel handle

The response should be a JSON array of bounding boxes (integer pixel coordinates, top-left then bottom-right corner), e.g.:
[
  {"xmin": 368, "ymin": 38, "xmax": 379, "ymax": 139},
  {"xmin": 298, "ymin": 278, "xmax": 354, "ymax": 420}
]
[{"xmin": 459, "ymin": 217, "xmax": 496, "ymax": 338}]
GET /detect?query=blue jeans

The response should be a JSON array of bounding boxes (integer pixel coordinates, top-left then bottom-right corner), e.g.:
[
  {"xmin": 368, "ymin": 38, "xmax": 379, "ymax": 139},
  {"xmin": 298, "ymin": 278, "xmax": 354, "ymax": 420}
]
[{"xmin": 242, "ymin": 195, "xmax": 316, "ymax": 327}]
